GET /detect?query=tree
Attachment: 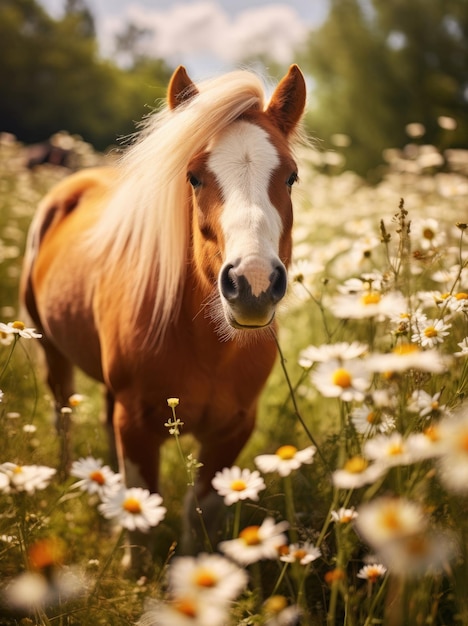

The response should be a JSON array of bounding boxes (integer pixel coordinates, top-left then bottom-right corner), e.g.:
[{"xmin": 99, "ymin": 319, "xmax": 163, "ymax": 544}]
[
  {"xmin": 299, "ymin": 0, "xmax": 468, "ymax": 177},
  {"xmin": 0, "ymin": 0, "xmax": 172, "ymax": 149}
]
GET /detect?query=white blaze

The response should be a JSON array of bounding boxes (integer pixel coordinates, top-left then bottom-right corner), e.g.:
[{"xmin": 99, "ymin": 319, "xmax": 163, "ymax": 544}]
[{"xmin": 208, "ymin": 121, "xmax": 282, "ymax": 297}]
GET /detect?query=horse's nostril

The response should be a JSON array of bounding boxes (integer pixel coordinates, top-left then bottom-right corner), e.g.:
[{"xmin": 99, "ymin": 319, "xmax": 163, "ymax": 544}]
[
  {"xmin": 220, "ymin": 264, "xmax": 238, "ymax": 301},
  {"xmin": 270, "ymin": 265, "xmax": 287, "ymax": 303}
]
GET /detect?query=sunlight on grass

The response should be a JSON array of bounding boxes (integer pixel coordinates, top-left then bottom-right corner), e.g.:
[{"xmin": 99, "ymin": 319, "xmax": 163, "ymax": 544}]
[{"xmin": 1, "ymin": 131, "xmax": 468, "ymax": 624}]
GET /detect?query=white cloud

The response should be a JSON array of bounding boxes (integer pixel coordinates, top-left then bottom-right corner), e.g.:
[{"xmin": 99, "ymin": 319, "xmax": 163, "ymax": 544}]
[{"xmin": 102, "ymin": 1, "xmax": 309, "ymax": 74}]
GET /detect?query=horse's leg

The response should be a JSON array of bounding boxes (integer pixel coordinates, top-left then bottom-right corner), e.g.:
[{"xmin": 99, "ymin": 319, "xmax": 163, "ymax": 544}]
[
  {"xmin": 183, "ymin": 408, "xmax": 256, "ymax": 552},
  {"xmin": 40, "ymin": 338, "xmax": 75, "ymax": 480},
  {"xmin": 112, "ymin": 398, "xmax": 163, "ymax": 574},
  {"xmin": 104, "ymin": 388, "xmax": 118, "ymax": 471}
]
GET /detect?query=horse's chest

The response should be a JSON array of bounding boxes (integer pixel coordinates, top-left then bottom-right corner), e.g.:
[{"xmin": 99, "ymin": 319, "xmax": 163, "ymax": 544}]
[{"xmin": 129, "ymin": 340, "xmax": 276, "ymax": 437}]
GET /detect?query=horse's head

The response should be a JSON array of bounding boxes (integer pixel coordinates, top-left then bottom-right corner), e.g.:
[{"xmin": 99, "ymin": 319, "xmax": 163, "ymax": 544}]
[{"xmin": 169, "ymin": 65, "xmax": 306, "ymax": 335}]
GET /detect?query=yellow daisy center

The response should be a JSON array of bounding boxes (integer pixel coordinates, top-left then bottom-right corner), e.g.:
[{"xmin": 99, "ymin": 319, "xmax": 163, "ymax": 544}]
[
  {"xmin": 13, "ymin": 465, "xmax": 23, "ymax": 474},
  {"xmin": 366, "ymin": 567, "xmax": 383, "ymax": 583},
  {"xmin": 332, "ymin": 368, "xmax": 352, "ymax": 388},
  {"xmin": 424, "ymin": 425, "xmax": 440, "ymax": 442},
  {"xmin": 230, "ymin": 479, "xmax": 247, "ymax": 491},
  {"xmin": 381, "ymin": 508, "xmax": 402, "ymax": 531},
  {"xmin": 239, "ymin": 525, "xmax": 261, "ymax": 546},
  {"xmin": 173, "ymin": 598, "xmax": 198, "ymax": 618},
  {"xmin": 361, "ymin": 292, "xmax": 381, "ymax": 305},
  {"xmin": 123, "ymin": 497, "xmax": 142, "ymax": 514},
  {"xmin": 393, "ymin": 343, "xmax": 418, "ymax": 355},
  {"xmin": 366, "ymin": 411, "xmax": 376, "ymax": 424},
  {"xmin": 424, "ymin": 326, "xmax": 438, "ymax": 338},
  {"xmin": 422, "ymin": 227, "xmax": 435, "ymax": 240},
  {"xmin": 456, "ymin": 292, "xmax": 468, "ymax": 300},
  {"xmin": 276, "ymin": 445, "xmax": 298, "ymax": 460},
  {"xmin": 264, "ymin": 595, "xmax": 288, "ymax": 614},
  {"xmin": 12, "ymin": 320, "xmax": 25, "ymax": 330},
  {"xmin": 293, "ymin": 548, "xmax": 308, "ymax": 561},
  {"xmin": 193, "ymin": 568, "xmax": 217, "ymax": 588},
  {"xmin": 89, "ymin": 470, "xmax": 105, "ymax": 485},
  {"xmin": 388, "ymin": 443, "xmax": 404, "ymax": 456},
  {"xmin": 344, "ymin": 456, "xmax": 368, "ymax": 473}
]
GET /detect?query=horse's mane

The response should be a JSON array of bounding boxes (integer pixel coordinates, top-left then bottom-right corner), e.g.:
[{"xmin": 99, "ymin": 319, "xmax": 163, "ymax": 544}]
[{"xmin": 86, "ymin": 70, "xmax": 270, "ymax": 347}]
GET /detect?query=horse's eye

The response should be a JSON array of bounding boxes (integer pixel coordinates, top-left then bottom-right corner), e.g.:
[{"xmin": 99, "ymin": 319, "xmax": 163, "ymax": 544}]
[
  {"xmin": 286, "ymin": 172, "xmax": 298, "ymax": 187},
  {"xmin": 188, "ymin": 173, "xmax": 202, "ymax": 189}
]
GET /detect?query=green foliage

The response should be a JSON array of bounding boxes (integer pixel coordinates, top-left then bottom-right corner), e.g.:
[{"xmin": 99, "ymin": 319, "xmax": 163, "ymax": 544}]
[
  {"xmin": 0, "ymin": 0, "xmax": 173, "ymax": 149},
  {"xmin": 300, "ymin": 0, "xmax": 468, "ymax": 178}
]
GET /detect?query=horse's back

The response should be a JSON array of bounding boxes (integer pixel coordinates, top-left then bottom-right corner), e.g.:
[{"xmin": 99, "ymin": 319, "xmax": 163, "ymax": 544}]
[{"xmin": 21, "ymin": 166, "xmax": 117, "ymax": 381}]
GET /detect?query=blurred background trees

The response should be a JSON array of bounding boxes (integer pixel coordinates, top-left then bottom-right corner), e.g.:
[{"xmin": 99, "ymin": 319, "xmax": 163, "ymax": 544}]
[
  {"xmin": 0, "ymin": 0, "xmax": 171, "ymax": 150},
  {"xmin": 1, "ymin": 0, "xmax": 467, "ymax": 176},
  {"xmin": 299, "ymin": 0, "xmax": 468, "ymax": 177}
]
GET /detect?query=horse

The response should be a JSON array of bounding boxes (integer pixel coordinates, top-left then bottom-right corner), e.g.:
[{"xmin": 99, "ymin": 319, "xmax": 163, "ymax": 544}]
[{"xmin": 20, "ymin": 64, "xmax": 307, "ymax": 570}]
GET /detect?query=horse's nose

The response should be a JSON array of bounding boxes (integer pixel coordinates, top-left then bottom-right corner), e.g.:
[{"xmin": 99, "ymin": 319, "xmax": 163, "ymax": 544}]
[{"xmin": 219, "ymin": 261, "xmax": 287, "ymax": 307}]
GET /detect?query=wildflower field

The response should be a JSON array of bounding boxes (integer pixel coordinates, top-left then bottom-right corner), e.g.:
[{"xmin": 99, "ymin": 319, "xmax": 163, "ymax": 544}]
[{"xmin": 1, "ymin": 130, "xmax": 468, "ymax": 626}]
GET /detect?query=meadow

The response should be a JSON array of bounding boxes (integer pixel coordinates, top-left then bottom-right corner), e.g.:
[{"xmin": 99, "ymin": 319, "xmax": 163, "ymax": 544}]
[{"xmin": 0, "ymin": 128, "xmax": 468, "ymax": 625}]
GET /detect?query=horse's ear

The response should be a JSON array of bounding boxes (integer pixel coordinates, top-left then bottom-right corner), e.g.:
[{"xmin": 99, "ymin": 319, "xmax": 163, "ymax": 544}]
[
  {"xmin": 266, "ymin": 65, "xmax": 306, "ymax": 136},
  {"xmin": 168, "ymin": 66, "xmax": 199, "ymax": 110}
]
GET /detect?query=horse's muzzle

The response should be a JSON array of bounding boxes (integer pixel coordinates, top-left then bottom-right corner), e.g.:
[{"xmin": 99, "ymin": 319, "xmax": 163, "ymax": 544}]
[{"xmin": 219, "ymin": 261, "xmax": 287, "ymax": 328}]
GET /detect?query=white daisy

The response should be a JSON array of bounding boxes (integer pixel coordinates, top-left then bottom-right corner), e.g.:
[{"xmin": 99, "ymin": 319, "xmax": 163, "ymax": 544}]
[
  {"xmin": 98, "ymin": 486, "xmax": 166, "ymax": 532},
  {"xmin": 168, "ymin": 553, "xmax": 248, "ymax": 603},
  {"xmin": 211, "ymin": 466, "xmax": 265, "ymax": 505},
  {"xmin": 263, "ymin": 597, "xmax": 301, "ymax": 626},
  {"xmin": 330, "ymin": 290, "xmax": 406, "ymax": 320},
  {"xmin": 0, "ymin": 471, "xmax": 10, "ymax": 493},
  {"xmin": 337, "ymin": 274, "xmax": 385, "ymax": 295},
  {"xmin": 0, "ymin": 321, "xmax": 42, "ymax": 339},
  {"xmin": 332, "ymin": 456, "xmax": 386, "ymax": 489},
  {"xmin": 70, "ymin": 456, "xmax": 122, "ymax": 497},
  {"xmin": 411, "ymin": 317, "xmax": 451, "ymax": 348},
  {"xmin": 412, "ymin": 217, "xmax": 445, "ymax": 250},
  {"xmin": 407, "ymin": 389, "xmax": 445, "ymax": 418},
  {"xmin": 138, "ymin": 595, "xmax": 228, "ymax": 626},
  {"xmin": 355, "ymin": 497, "xmax": 427, "ymax": 549},
  {"xmin": 219, "ymin": 517, "xmax": 289, "ymax": 566},
  {"xmin": 0, "ymin": 463, "xmax": 56, "ymax": 494},
  {"xmin": 405, "ymin": 428, "xmax": 445, "ymax": 461},
  {"xmin": 298, "ymin": 341, "xmax": 368, "ymax": 368},
  {"xmin": 363, "ymin": 432, "xmax": 416, "ymax": 468},
  {"xmin": 279, "ymin": 541, "xmax": 321, "ymax": 565},
  {"xmin": 454, "ymin": 337, "xmax": 468, "ymax": 357},
  {"xmin": 356, "ymin": 563, "xmax": 387, "ymax": 582},
  {"xmin": 436, "ymin": 408, "xmax": 468, "ymax": 493},
  {"xmin": 255, "ymin": 445, "xmax": 316, "ymax": 477},
  {"xmin": 0, "ymin": 330, "xmax": 14, "ymax": 346},
  {"xmin": 311, "ymin": 359, "xmax": 372, "ymax": 402},
  {"xmin": 350, "ymin": 404, "xmax": 396, "ymax": 435},
  {"xmin": 389, "ymin": 309, "xmax": 427, "ymax": 336},
  {"xmin": 376, "ymin": 530, "xmax": 457, "ymax": 577},
  {"xmin": 366, "ymin": 343, "xmax": 448, "ymax": 374},
  {"xmin": 68, "ymin": 393, "xmax": 86, "ymax": 407},
  {"xmin": 439, "ymin": 291, "xmax": 468, "ymax": 313},
  {"xmin": 330, "ymin": 507, "xmax": 358, "ymax": 524}
]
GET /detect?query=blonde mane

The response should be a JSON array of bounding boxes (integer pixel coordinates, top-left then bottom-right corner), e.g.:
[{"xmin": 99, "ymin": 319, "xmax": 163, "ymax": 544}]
[{"xmin": 86, "ymin": 70, "xmax": 267, "ymax": 347}]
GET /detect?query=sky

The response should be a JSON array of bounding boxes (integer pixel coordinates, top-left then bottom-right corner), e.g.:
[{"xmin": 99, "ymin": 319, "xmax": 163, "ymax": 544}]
[{"xmin": 37, "ymin": 0, "xmax": 328, "ymax": 79}]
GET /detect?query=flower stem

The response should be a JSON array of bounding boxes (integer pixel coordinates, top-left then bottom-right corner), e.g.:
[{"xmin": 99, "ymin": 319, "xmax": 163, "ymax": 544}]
[
  {"xmin": 88, "ymin": 527, "xmax": 126, "ymax": 604},
  {"xmin": 283, "ymin": 474, "xmax": 298, "ymax": 543},
  {"xmin": 273, "ymin": 333, "xmax": 328, "ymax": 471}
]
